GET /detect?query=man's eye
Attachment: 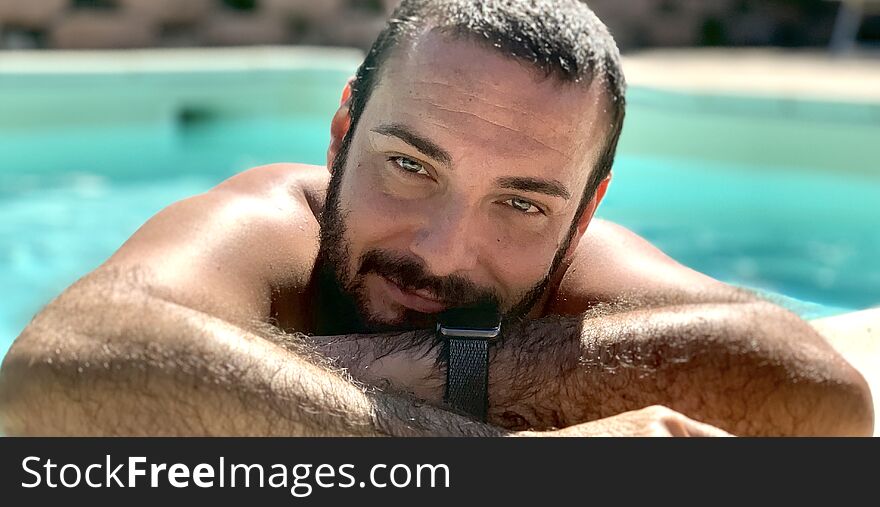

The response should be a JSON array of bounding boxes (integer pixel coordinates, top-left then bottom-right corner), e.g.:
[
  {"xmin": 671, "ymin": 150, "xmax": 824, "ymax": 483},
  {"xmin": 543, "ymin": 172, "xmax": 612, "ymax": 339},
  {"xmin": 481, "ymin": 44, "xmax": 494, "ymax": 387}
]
[
  {"xmin": 505, "ymin": 198, "xmax": 543, "ymax": 215},
  {"xmin": 391, "ymin": 156, "xmax": 429, "ymax": 176}
]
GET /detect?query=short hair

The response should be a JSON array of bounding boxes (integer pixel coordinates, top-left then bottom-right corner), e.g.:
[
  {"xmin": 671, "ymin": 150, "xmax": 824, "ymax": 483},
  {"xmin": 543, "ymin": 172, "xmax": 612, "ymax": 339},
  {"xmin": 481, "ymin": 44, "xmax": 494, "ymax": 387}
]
[{"xmin": 346, "ymin": 0, "xmax": 626, "ymax": 210}]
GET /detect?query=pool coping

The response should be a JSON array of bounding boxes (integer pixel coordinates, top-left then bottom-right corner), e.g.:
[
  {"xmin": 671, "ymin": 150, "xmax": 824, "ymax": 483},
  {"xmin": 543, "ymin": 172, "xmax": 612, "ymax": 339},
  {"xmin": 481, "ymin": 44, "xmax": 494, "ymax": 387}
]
[
  {"xmin": 0, "ymin": 46, "xmax": 364, "ymax": 75},
  {"xmin": 623, "ymin": 48, "xmax": 880, "ymax": 105},
  {"xmin": 2, "ymin": 46, "xmax": 879, "ymax": 102}
]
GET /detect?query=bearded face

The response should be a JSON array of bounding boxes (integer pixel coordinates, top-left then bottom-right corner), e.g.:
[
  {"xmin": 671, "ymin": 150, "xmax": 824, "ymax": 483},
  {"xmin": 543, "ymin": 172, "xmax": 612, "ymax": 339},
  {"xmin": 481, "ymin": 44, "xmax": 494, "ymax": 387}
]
[{"xmin": 313, "ymin": 34, "xmax": 610, "ymax": 334}]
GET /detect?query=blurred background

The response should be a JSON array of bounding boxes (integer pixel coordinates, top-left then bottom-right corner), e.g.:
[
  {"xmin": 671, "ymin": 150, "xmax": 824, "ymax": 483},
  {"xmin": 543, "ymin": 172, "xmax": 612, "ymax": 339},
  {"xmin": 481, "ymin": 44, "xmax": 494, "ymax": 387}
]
[
  {"xmin": 1, "ymin": 0, "xmax": 879, "ymax": 361},
  {"xmin": 1, "ymin": 0, "xmax": 878, "ymax": 50}
]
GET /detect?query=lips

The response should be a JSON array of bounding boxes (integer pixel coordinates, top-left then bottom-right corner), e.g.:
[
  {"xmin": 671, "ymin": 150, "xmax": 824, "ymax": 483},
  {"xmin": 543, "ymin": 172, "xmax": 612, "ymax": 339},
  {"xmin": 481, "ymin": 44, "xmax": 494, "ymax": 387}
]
[{"xmin": 377, "ymin": 275, "xmax": 448, "ymax": 314}]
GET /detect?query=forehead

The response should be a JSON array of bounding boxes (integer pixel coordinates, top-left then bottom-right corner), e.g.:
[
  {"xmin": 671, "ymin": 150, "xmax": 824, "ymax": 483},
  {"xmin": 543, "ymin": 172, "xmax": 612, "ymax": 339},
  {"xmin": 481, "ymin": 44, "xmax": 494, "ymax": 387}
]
[{"xmin": 363, "ymin": 31, "xmax": 611, "ymax": 177}]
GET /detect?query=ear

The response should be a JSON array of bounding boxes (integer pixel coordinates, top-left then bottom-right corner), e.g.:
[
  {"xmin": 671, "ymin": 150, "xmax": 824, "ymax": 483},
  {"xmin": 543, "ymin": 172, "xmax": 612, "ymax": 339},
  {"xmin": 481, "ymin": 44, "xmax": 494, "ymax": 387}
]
[
  {"xmin": 561, "ymin": 172, "xmax": 612, "ymax": 262},
  {"xmin": 327, "ymin": 77, "xmax": 355, "ymax": 173}
]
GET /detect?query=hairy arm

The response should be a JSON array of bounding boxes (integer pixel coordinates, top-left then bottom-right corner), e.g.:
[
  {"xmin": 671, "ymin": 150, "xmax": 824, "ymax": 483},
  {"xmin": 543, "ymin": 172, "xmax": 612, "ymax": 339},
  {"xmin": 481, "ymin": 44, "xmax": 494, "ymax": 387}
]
[
  {"xmin": 318, "ymin": 299, "xmax": 874, "ymax": 436},
  {"xmin": 0, "ymin": 270, "xmax": 504, "ymax": 437}
]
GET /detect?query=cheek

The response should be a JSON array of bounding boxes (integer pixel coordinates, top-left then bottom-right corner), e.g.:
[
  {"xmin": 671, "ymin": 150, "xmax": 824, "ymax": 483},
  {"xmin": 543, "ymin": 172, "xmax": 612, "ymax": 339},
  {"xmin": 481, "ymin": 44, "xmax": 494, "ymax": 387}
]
[
  {"xmin": 337, "ymin": 161, "xmax": 420, "ymax": 252},
  {"xmin": 482, "ymin": 221, "xmax": 567, "ymax": 298}
]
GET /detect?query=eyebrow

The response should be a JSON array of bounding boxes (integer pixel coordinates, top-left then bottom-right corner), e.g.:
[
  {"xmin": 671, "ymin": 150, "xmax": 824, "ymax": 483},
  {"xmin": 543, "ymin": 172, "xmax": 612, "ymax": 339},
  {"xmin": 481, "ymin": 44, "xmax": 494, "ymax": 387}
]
[
  {"xmin": 496, "ymin": 176, "xmax": 572, "ymax": 200},
  {"xmin": 371, "ymin": 124, "xmax": 453, "ymax": 165}
]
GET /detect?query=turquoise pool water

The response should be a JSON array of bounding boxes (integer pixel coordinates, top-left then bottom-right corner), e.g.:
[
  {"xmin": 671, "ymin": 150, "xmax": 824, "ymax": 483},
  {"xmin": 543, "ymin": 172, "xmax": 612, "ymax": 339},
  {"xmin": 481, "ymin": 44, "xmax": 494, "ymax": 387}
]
[{"xmin": 1, "ymin": 66, "xmax": 879, "ymax": 362}]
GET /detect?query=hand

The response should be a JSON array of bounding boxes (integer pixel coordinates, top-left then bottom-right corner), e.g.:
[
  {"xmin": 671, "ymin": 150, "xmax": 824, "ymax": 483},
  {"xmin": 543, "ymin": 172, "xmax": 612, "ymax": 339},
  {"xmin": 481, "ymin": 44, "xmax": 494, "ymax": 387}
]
[{"xmin": 518, "ymin": 406, "xmax": 733, "ymax": 437}]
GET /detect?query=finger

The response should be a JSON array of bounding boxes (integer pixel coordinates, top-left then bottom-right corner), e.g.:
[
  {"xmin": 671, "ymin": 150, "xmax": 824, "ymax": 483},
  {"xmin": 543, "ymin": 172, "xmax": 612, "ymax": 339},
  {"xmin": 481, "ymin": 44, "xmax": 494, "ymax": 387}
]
[
  {"xmin": 663, "ymin": 414, "xmax": 734, "ymax": 437},
  {"xmin": 684, "ymin": 419, "xmax": 735, "ymax": 437}
]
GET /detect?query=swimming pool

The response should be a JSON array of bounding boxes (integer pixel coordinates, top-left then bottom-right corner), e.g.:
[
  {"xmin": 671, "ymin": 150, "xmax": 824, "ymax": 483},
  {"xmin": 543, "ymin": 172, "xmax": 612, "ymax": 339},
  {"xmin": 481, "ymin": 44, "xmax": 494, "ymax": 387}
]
[{"xmin": 1, "ymin": 50, "xmax": 879, "ymax": 361}]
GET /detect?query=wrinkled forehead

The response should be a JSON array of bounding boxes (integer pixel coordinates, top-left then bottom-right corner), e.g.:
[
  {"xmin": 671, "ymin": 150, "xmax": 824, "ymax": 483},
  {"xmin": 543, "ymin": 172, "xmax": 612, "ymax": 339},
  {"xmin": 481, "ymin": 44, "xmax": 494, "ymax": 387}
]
[{"xmin": 362, "ymin": 30, "xmax": 612, "ymax": 177}]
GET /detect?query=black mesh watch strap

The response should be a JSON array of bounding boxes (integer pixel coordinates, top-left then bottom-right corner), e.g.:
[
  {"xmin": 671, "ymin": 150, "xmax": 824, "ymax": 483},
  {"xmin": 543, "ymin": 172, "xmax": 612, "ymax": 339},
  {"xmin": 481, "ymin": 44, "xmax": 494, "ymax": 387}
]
[{"xmin": 444, "ymin": 337, "xmax": 490, "ymax": 421}]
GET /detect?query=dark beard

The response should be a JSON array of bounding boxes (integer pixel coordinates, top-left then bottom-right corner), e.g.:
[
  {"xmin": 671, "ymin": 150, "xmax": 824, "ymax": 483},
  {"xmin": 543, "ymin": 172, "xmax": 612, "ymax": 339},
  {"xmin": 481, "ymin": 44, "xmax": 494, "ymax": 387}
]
[{"xmin": 312, "ymin": 132, "xmax": 568, "ymax": 336}]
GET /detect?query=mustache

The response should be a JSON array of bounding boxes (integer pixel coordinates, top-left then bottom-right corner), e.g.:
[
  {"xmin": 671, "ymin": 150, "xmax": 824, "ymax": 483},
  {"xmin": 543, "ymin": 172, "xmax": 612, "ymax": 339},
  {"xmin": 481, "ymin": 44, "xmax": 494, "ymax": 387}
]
[{"xmin": 357, "ymin": 249, "xmax": 499, "ymax": 308}]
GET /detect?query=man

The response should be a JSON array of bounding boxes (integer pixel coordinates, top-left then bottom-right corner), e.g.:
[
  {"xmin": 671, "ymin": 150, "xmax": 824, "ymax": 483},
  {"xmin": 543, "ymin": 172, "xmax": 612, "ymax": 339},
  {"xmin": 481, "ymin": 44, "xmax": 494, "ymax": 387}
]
[{"xmin": 0, "ymin": 0, "xmax": 872, "ymax": 437}]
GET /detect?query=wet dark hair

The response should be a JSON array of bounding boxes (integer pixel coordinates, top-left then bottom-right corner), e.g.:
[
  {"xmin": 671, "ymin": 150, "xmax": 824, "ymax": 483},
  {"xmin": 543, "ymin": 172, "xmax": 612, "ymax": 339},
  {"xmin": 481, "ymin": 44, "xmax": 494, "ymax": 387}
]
[{"xmin": 345, "ymin": 0, "xmax": 627, "ymax": 211}]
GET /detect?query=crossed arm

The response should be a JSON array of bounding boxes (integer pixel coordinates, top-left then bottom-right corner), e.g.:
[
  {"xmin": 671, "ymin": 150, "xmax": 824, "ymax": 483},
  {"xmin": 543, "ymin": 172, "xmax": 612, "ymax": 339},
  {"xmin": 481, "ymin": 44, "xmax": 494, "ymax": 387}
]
[
  {"xmin": 0, "ymin": 272, "xmax": 503, "ymax": 437},
  {"xmin": 0, "ymin": 265, "xmax": 872, "ymax": 437},
  {"xmin": 311, "ymin": 297, "xmax": 873, "ymax": 435}
]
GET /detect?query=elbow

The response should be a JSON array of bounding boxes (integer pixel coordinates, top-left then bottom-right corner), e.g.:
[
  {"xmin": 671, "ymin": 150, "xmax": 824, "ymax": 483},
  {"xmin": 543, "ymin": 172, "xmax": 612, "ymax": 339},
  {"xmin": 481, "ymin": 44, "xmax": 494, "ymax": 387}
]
[
  {"xmin": 771, "ymin": 313, "xmax": 874, "ymax": 436},
  {"xmin": 738, "ymin": 302, "xmax": 874, "ymax": 436},
  {"xmin": 759, "ymin": 362, "xmax": 874, "ymax": 437},
  {"xmin": 0, "ymin": 354, "xmax": 23, "ymax": 436},
  {"xmin": 845, "ymin": 370, "xmax": 874, "ymax": 436},
  {"xmin": 0, "ymin": 336, "xmax": 55, "ymax": 436},
  {"xmin": 675, "ymin": 302, "xmax": 875, "ymax": 436},
  {"xmin": 738, "ymin": 342, "xmax": 874, "ymax": 437},
  {"xmin": 805, "ymin": 363, "xmax": 874, "ymax": 436},
  {"xmin": 691, "ymin": 351, "xmax": 874, "ymax": 437},
  {"xmin": 0, "ymin": 322, "xmax": 100, "ymax": 436}
]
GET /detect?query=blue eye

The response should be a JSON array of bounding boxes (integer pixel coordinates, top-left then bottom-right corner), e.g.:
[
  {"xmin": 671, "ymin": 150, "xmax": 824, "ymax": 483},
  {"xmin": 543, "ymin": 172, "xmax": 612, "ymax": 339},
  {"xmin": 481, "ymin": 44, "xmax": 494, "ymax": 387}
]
[
  {"xmin": 391, "ymin": 156, "xmax": 429, "ymax": 176},
  {"xmin": 506, "ymin": 198, "xmax": 542, "ymax": 214}
]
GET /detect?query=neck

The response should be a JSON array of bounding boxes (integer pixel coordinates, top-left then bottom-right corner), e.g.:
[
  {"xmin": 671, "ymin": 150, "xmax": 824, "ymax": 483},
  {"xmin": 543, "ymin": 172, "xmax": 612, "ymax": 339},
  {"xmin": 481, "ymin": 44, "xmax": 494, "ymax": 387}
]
[
  {"xmin": 533, "ymin": 257, "xmax": 575, "ymax": 318},
  {"xmin": 309, "ymin": 258, "xmax": 367, "ymax": 336}
]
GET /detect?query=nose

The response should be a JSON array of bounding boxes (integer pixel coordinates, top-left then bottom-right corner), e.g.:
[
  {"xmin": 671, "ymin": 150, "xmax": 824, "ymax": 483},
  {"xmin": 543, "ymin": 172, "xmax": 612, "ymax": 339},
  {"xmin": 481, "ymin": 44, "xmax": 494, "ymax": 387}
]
[{"xmin": 409, "ymin": 205, "xmax": 479, "ymax": 277}]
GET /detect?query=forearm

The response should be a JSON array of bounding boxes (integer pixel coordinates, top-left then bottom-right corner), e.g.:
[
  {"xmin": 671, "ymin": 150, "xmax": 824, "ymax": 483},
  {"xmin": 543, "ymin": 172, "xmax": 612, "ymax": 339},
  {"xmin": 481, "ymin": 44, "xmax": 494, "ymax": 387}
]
[
  {"xmin": 320, "ymin": 302, "xmax": 873, "ymax": 436},
  {"xmin": 0, "ymin": 280, "xmax": 504, "ymax": 437},
  {"xmin": 491, "ymin": 302, "xmax": 871, "ymax": 435}
]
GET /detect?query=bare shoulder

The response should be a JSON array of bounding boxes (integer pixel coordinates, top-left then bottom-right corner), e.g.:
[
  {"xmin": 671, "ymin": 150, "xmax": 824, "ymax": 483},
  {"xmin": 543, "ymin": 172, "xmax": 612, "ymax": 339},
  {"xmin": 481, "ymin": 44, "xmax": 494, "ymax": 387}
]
[
  {"xmin": 98, "ymin": 163, "xmax": 330, "ymax": 327},
  {"xmin": 547, "ymin": 219, "xmax": 753, "ymax": 314},
  {"xmin": 213, "ymin": 162, "xmax": 329, "ymax": 210}
]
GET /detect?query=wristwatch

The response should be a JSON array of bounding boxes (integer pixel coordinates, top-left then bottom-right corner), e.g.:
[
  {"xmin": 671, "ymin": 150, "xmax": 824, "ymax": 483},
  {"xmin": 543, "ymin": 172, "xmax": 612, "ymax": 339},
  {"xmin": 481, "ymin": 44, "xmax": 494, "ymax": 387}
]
[{"xmin": 437, "ymin": 304, "xmax": 502, "ymax": 422}]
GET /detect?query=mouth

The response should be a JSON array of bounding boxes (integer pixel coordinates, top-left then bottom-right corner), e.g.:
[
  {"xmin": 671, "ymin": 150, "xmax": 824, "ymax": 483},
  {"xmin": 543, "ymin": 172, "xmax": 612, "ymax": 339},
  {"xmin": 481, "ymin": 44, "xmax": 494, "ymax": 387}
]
[{"xmin": 376, "ymin": 275, "xmax": 448, "ymax": 314}]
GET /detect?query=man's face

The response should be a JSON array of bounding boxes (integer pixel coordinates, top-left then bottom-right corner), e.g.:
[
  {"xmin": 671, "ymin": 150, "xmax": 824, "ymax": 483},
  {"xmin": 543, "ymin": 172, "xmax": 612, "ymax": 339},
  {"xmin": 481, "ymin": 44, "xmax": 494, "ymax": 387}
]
[{"xmin": 320, "ymin": 33, "xmax": 610, "ymax": 332}]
